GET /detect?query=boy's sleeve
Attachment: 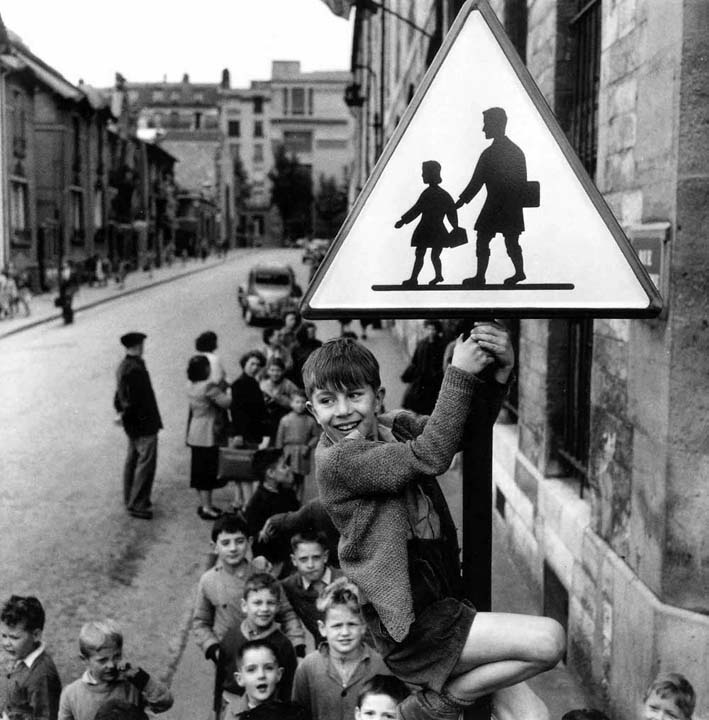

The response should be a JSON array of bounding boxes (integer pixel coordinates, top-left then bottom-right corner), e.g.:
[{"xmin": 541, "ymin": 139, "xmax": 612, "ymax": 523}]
[
  {"xmin": 127, "ymin": 669, "xmax": 174, "ymax": 713},
  {"xmin": 57, "ymin": 687, "xmax": 75, "ymax": 720},
  {"xmin": 275, "ymin": 418, "xmax": 286, "ymax": 449},
  {"xmin": 278, "ymin": 637, "xmax": 298, "ymax": 701},
  {"xmin": 275, "ymin": 586, "xmax": 306, "ymax": 655},
  {"xmin": 291, "ymin": 661, "xmax": 310, "ymax": 710},
  {"xmin": 320, "ymin": 366, "xmax": 483, "ymax": 497},
  {"xmin": 27, "ymin": 661, "xmax": 62, "ymax": 720},
  {"xmin": 192, "ymin": 575, "xmax": 219, "ymax": 656}
]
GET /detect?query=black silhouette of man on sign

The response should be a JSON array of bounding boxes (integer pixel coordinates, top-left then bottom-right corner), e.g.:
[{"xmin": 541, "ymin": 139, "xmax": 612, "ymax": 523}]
[{"xmin": 455, "ymin": 107, "xmax": 534, "ymax": 287}]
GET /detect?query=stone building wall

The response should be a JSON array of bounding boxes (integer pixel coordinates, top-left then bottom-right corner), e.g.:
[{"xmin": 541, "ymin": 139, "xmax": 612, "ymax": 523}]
[{"xmin": 390, "ymin": 1, "xmax": 709, "ymax": 718}]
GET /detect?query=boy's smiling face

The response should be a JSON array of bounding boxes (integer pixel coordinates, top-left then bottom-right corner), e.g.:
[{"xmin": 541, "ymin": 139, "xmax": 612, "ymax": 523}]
[
  {"xmin": 241, "ymin": 589, "xmax": 278, "ymax": 631},
  {"xmin": 308, "ymin": 385, "xmax": 384, "ymax": 443},
  {"xmin": 214, "ymin": 530, "xmax": 250, "ymax": 568},
  {"xmin": 317, "ymin": 605, "xmax": 365, "ymax": 658},
  {"xmin": 236, "ymin": 646, "xmax": 282, "ymax": 706}
]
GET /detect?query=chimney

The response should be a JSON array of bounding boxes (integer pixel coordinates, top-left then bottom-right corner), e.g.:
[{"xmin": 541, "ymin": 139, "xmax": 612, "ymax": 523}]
[
  {"xmin": 221, "ymin": 68, "xmax": 231, "ymax": 89},
  {"xmin": 182, "ymin": 73, "xmax": 190, "ymax": 84}
]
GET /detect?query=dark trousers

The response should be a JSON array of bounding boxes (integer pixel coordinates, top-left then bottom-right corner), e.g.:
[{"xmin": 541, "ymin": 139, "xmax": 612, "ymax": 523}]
[
  {"xmin": 123, "ymin": 433, "xmax": 158, "ymax": 511},
  {"xmin": 476, "ymin": 231, "xmax": 521, "ymax": 258}
]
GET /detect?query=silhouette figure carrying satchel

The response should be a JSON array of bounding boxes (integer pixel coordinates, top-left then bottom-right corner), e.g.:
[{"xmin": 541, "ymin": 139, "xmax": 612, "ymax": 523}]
[
  {"xmin": 455, "ymin": 106, "xmax": 539, "ymax": 287},
  {"xmin": 395, "ymin": 160, "xmax": 466, "ymax": 287}
]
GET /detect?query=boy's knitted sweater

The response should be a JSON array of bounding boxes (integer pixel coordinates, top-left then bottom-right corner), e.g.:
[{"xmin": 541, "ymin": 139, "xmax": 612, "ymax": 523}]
[
  {"xmin": 58, "ymin": 669, "xmax": 173, "ymax": 720},
  {"xmin": 315, "ymin": 365, "xmax": 506, "ymax": 642}
]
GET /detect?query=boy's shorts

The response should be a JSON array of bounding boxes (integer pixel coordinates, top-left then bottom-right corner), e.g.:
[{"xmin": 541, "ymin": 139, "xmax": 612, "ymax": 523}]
[{"xmin": 363, "ymin": 597, "xmax": 476, "ymax": 693}]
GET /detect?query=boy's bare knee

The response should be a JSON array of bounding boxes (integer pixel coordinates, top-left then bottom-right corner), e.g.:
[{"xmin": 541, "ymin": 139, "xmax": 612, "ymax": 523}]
[{"xmin": 536, "ymin": 619, "xmax": 565, "ymax": 668}]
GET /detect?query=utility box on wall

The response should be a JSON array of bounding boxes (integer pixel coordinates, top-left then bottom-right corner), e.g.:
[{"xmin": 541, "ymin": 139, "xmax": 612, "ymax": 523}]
[{"xmin": 627, "ymin": 221, "xmax": 670, "ymax": 318}]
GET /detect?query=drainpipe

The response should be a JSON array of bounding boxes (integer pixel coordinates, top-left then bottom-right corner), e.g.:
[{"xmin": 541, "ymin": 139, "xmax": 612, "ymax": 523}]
[{"xmin": 0, "ymin": 64, "xmax": 7, "ymax": 269}]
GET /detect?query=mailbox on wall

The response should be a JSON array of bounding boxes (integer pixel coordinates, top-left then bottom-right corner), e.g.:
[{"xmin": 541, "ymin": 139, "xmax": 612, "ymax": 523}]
[{"xmin": 627, "ymin": 221, "xmax": 670, "ymax": 319}]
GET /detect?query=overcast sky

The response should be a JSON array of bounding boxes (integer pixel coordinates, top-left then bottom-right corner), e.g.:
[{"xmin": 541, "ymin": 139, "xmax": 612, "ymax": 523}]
[{"xmin": 1, "ymin": 1, "xmax": 354, "ymax": 88}]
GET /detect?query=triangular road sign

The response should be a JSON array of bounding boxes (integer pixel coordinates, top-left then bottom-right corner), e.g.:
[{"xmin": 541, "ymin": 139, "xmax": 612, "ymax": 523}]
[{"xmin": 302, "ymin": 0, "xmax": 662, "ymax": 319}]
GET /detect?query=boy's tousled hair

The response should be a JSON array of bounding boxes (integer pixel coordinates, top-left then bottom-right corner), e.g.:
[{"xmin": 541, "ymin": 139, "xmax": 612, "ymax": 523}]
[
  {"xmin": 290, "ymin": 529, "xmax": 328, "ymax": 554},
  {"xmin": 195, "ymin": 331, "xmax": 218, "ymax": 353},
  {"xmin": 316, "ymin": 577, "xmax": 362, "ymax": 617},
  {"xmin": 236, "ymin": 638, "xmax": 279, "ymax": 669},
  {"xmin": 79, "ymin": 619, "xmax": 123, "ymax": 657},
  {"xmin": 561, "ymin": 710, "xmax": 610, "ymax": 720},
  {"xmin": 243, "ymin": 572, "xmax": 280, "ymax": 602},
  {"xmin": 356, "ymin": 674, "xmax": 411, "ymax": 707},
  {"xmin": 211, "ymin": 512, "xmax": 250, "ymax": 542},
  {"xmin": 1, "ymin": 595, "xmax": 45, "ymax": 632},
  {"xmin": 252, "ymin": 448, "xmax": 284, "ymax": 481},
  {"xmin": 187, "ymin": 354, "xmax": 210, "ymax": 382},
  {"xmin": 644, "ymin": 673, "xmax": 696, "ymax": 720},
  {"xmin": 302, "ymin": 337, "xmax": 381, "ymax": 398}
]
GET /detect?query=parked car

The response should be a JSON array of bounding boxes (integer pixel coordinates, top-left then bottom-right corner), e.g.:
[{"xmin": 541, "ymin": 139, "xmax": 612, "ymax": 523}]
[{"xmin": 237, "ymin": 264, "xmax": 303, "ymax": 325}]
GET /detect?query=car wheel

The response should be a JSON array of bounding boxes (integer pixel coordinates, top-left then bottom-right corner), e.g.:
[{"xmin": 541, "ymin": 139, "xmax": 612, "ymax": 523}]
[{"xmin": 245, "ymin": 308, "xmax": 254, "ymax": 326}]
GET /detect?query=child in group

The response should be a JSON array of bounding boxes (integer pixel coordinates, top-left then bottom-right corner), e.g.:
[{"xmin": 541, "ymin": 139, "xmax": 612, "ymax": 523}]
[
  {"xmin": 355, "ymin": 674, "xmax": 411, "ymax": 720},
  {"xmin": 302, "ymin": 331, "xmax": 566, "ymax": 720},
  {"xmin": 292, "ymin": 579, "xmax": 389, "ymax": 720},
  {"xmin": 260, "ymin": 358, "xmax": 299, "ymax": 441},
  {"xmin": 275, "ymin": 390, "xmax": 321, "ymax": 501},
  {"xmin": 217, "ymin": 573, "xmax": 297, "ymax": 706},
  {"xmin": 221, "ymin": 639, "xmax": 308, "ymax": 720},
  {"xmin": 1, "ymin": 595, "xmax": 62, "ymax": 720},
  {"xmin": 642, "ymin": 672, "xmax": 695, "ymax": 720},
  {"xmin": 193, "ymin": 513, "xmax": 306, "ymax": 668},
  {"xmin": 258, "ymin": 499, "xmax": 341, "ymax": 569},
  {"xmin": 280, "ymin": 530, "xmax": 343, "ymax": 645},
  {"xmin": 57, "ymin": 619, "xmax": 172, "ymax": 720},
  {"xmin": 244, "ymin": 450, "xmax": 300, "ymax": 574}
]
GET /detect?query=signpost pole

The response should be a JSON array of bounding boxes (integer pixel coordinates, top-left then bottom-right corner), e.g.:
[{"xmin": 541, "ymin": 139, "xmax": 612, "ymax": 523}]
[{"xmin": 461, "ymin": 395, "xmax": 494, "ymax": 720}]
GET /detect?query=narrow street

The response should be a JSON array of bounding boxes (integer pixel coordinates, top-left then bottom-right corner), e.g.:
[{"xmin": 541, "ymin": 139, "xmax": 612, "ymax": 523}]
[
  {"xmin": 0, "ymin": 249, "xmax": 343, "ymax": 680},
  {"xmin": 0, "ymin": 247, "xmax": 587, "ymax": 720}
]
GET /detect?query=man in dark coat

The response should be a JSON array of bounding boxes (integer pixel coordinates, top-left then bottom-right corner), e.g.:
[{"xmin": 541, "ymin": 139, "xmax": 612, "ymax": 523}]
[
  {"xmin": 455, "ymin": 106, "xmax": 528, "ymax": 287},
  {"xmin": 114, "ymin": 332, "xmax": 163, "ymax": 519}
]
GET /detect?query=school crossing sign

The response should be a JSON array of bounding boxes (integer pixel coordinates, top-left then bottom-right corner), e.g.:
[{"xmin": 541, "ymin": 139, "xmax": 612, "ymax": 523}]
[{"xmin": 301, "ymin": 0, "xmax": 662, "ymax": 320}]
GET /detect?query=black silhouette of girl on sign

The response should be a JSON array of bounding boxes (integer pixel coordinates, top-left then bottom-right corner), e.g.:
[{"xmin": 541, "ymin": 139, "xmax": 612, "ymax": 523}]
[{"xmin": 395, "ymin": 160, "xmax": 459, "ymax": 287}]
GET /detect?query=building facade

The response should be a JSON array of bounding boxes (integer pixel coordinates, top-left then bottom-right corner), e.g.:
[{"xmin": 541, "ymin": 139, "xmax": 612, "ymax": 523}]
[
  {"xmin": 347, "ymin": 1, "xmax": 709, "ymax": 718},
  {"xmin": 127, "ymin": 75, "xmax": 230, "ymax": 250},
  {"xmin": 0, "ymin": 24, "xmax": 177, "ymax": 288}
]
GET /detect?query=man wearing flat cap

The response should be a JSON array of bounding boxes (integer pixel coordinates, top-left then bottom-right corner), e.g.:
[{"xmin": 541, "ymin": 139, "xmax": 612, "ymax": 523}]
[{"xmin": 114, "ymin": 332, "xmax": 163, "ymax": 519}]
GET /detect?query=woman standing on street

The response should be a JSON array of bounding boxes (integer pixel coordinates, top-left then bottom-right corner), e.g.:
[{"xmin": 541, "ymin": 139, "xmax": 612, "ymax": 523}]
[
  {"xmin": 186, "ymin": 354, "xmax": 231, "ymax": 520},
  {"xmin": 229, "ymin": 350, "xmax": 269, "ymax": 510}
]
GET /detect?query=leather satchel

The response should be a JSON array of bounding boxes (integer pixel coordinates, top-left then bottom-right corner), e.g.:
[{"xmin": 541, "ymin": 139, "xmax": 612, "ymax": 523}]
[
  {"xmin": 447, "ymin": 226, "xmax": 468, "ymax": 248},
  {"xmin": 217, "ymin": 446, "xmax": 259, "ymax": 483},
  {"xmin": 522, "ymin": 181, "xmax": 540, "ymax": 208}
]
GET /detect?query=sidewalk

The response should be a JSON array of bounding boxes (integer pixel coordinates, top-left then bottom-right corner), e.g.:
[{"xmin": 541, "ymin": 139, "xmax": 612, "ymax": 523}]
[{"xmin": 0, "ymin": 254, "xmax": 229, "ymax": 340}]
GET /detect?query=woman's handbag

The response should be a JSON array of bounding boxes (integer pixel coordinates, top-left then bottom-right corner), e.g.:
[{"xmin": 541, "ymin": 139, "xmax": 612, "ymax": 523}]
[
  {"xmin": 447, "ymin": 226, "xmax": 468, "ymax": 248},
  {"xmin": 217, "ymin": 446, "xmax": 259, "ymax": 484}
]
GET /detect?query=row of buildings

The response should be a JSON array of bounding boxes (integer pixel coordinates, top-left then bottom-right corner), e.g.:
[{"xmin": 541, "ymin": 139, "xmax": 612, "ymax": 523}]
[
  {"xmin": 0, "ymin": 15, "xmax": 355, "ymax": 288},
  {"xmin": 0, "ymin": 21, "xmax": 189, "ymax": 291},
  {"xmin": 335, "ymin": 0, "xmax": 709, "ymax": 718},
  {"xmin": 126, "ymin": 60, "xmax": 354, "ymax": 248}
]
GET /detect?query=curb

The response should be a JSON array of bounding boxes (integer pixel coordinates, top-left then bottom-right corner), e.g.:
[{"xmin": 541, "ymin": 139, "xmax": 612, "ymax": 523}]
[{"xmin": 0, "ymin": 260, "xmax": 227, "ymax": 341}]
